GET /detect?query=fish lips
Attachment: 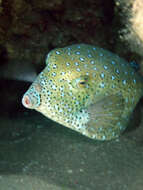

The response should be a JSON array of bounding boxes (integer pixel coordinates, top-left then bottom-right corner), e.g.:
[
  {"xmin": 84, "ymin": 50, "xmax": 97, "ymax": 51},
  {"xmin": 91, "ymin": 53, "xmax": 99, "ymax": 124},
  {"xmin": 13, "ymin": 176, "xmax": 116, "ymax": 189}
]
[{"xmin": 22, "ymin": 84, "xmax": 42, "ymax": 109}]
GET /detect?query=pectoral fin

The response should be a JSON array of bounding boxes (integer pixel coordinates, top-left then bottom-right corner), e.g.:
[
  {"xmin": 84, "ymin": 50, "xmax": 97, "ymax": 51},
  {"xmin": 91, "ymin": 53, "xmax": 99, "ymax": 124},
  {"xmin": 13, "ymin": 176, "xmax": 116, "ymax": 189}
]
[{"xmin": 85, "ymin": 94, "xmax": 127, "ymax": 140}]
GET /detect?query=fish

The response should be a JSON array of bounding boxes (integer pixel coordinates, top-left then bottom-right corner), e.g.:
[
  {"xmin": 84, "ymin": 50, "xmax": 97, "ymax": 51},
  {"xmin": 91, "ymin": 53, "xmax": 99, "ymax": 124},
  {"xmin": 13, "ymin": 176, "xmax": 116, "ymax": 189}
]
[{"xmin": 22, "ymin": 44, "xmax": 143, "ymax": 141}]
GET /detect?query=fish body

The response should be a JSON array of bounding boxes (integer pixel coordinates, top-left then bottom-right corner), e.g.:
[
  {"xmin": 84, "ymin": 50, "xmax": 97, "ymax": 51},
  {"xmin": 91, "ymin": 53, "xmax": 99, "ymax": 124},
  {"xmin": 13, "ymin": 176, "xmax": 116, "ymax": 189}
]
[{"xmin": 22, "ymin": 44, "xmax": 143, "ymax": 140}]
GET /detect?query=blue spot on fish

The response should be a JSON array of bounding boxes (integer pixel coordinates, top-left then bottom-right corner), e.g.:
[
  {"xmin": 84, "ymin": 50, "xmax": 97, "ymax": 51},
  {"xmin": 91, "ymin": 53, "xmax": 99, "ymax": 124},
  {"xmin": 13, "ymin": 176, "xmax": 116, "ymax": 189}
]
[
  {"xmin": 111, "ymin": 61, "xmax": 115, "ymax": 65},
  {"xmin": 56, "ymin": 51, "xmax": 60, "ymax": 55},
  {"xmin": 122, "ymin": 79, "xmax": 126, "ymax": 85},
  {"xmin": 79, "ymin": 57, "xmax": 84, "ymax": 62},
  {"xmin": 90, "ymin": 60, "xmax": 95, "ymax": 64},
  {"xmin": 100, "ymin": 73, "xmax": 105, "ymax": 79},
  {"xmin": 111, "ymin": 75, "xmax": 115, "ymax": 80},
  {"xmin": 100, "ymin": 82, "xmax": 105, "ymax": 88},
  {"xmin": 88, "ymin": 54, "xmax": 92, "ymax": 58},
  {"xmin": 116, "ymin": 69, "xmax": 120, "ymax": 74},
  {"xmin": 74, "ymin": 62, "xmax": 79, "ymax": 66},
  {"xmin": 66, "ymin": 62, "xmax": 70, "ymax": 66},
  {"xmin": 77, "ymin": 68, "xmax": 81, "ymax": 72},
  {"xmin": 104, "ymin": 65, "xmax": 108, "ymax": 70}
]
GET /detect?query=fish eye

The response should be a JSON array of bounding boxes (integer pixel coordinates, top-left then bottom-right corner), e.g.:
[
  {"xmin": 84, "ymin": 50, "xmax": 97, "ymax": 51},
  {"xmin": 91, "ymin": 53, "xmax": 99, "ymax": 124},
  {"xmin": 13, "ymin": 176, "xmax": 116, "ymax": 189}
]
[
  {"xmin": 78, "ymin": 80, "xmax": 87, "ymax": 88},
  {"xmin": 79, "ymin": 81, "xmax": 86, "ymax": 85},
  {"xmin": 71, "ymin": 76, "xmax": 88, "ymax": 89},
  {"xmin": 78, "ymin": 76, "xmax": 88, "ymax": 87}
]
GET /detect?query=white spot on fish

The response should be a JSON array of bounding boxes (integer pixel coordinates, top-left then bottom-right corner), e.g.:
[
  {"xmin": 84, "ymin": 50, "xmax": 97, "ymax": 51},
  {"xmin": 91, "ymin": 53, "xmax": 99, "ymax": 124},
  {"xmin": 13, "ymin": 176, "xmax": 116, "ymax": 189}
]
[
  {"xmin": 56, "ymin": 51, "xmax": 60, "ymax": 55},
  {"xmin": 90, "ymin": 60, "xmax": 95, "ymax": 64},
  {"xmin": 76, "ymin": 51, "xmax": 80, "ymax": 55},
  {"xmin": 79, "ymin": 57, "xmax": 84, "ymax": 62},
  {"xmin": 98, "ymin": 127, "xmax": 103, "ymax": 131},
  {"xmin": 59, "ymin": 108, "xmax": 63, "ymax": 113},
  {"xmin": 111, "ymin": 61, "xmax": 115, "ymax": 65},
  {"xmin": 60, "ymin": 86, "xmax": 64, "ymax": 91},
  {"xmin": 100, "ymin": 73, "xmax": 105, "ymax": 79},
  {"xmin": 100, "ymin": 82, "xmax": 105, "ymax": 88},
  {"xmin": 52, "ymin": 72, "xmax": 56, "ymax": 76},
  {"xmin": 122, "ymin": 79, "xmax": 126, "ymax": 85},
  {"xmin": 111, "ymin": 75, "xmax": 115, "ymax": 80},
  {"xmin": 53, "ymin": 64, "xmax": 57, "ymax": 69},
  {"xmin": 54, "ymin": 104, "xmax": 59, "ymax": 110},
  {"xmin": 102, "ymin": 135, "xmax": 106, "ymax": 140},
  {"xmin": 116, "ymin": 69, "xmax": 120, "ymax": 74},
  {"xmin": 47, "ymin": 67, "xmax": 50, "ymax": 72},
  {"xmin": 68, "ymin": 108, "xmax": 72, "ymax": 112},
  {"xmin": 66, "ymin": 62, "xmax": 70, "ymax": 66},
  {"xmin": 47, "ymin": 91, "xmax": 52, "ymax": 95},
  {"xmin": 88, "ymin": 54, "xmax": 92, "ymax": 58},
  {"xmin": 52, "ymin": 85, "xmax": 57, "ymax": 90},
  {"xmin": 104, "ymin": 65, "xmax": 108, "ymax": 70},
  {"xmin": 75, "ymin": 62, "xmax": 79, "ymax": 66},
  {"xmin": 76, "ymin": 68, "xmax": 81, "ymax": 72},
  {"xmin": 61, "ymin": 72, "xmax": 66, "ymax": 75},
  {"xmin": 76, "ymin": 101, "xmax": 79, "ymax": 105}
]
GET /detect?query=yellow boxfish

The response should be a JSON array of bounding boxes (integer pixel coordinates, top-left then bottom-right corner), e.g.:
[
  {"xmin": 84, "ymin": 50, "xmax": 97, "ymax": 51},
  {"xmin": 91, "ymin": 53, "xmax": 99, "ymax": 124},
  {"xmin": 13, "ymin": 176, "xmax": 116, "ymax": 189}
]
[{"xmin": 22, "ymin": 44, "xmax": 143, "ymax": 141}]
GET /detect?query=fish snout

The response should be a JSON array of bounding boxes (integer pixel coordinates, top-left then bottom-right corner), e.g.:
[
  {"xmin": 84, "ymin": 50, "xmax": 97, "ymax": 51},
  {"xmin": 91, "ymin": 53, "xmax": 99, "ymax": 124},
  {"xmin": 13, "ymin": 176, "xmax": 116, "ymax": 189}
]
[{"xmin": 22, "ymin": 83, "xmax": 41, "ymax": 109}]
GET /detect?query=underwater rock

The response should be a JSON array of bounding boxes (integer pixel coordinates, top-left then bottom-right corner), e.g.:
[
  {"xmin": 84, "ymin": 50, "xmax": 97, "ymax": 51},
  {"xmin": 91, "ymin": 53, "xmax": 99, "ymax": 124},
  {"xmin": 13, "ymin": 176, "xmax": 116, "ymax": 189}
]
[{"xmin": 116, "ymin": 0, "xmax": 143, "ymax": 73}]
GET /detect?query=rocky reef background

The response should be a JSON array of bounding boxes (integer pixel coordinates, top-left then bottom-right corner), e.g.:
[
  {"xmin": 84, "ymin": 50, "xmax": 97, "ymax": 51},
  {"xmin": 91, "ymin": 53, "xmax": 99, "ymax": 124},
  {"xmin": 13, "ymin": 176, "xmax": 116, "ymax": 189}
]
[
  {"xmin": 116, "ymin": 0, "xmax": 143, "ymax": 73},
  {"xmin": 0, "ymin": 0, "xmax": 143, "ymax": 77},
  {"xmin": 0, "ymin": 0, "xmax": 115, "ymax": 72}
]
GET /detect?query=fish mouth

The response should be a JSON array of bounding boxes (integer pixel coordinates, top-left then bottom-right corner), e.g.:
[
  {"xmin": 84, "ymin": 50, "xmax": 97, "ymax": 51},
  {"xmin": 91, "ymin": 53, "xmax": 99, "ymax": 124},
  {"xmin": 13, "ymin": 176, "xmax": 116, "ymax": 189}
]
[
  {"xmin": 22, "ymin": 85, "xmax": 41, "ymax": 109},
  {"xmin": 22, "ymin": 94, "xmax": 34, "ymax": 109}
]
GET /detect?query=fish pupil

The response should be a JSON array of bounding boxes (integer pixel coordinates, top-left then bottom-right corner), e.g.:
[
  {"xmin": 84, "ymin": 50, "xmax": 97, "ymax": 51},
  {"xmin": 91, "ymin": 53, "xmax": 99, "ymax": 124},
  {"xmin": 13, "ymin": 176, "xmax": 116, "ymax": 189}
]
[{"xmin": 80, "ymin": 81, "xmax": 86, "ymax": 85}]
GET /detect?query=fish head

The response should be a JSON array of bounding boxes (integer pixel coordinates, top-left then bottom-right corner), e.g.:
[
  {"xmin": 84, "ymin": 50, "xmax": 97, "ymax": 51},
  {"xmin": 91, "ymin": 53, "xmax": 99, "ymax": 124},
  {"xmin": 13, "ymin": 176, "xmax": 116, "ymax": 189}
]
[
  {"xmin": 22, "ymin": 79, "xmax": 42, "ymax": 109},
  {"xmin": 22, "ymin": 47, "xmax": 94, "ymax": 120}
]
